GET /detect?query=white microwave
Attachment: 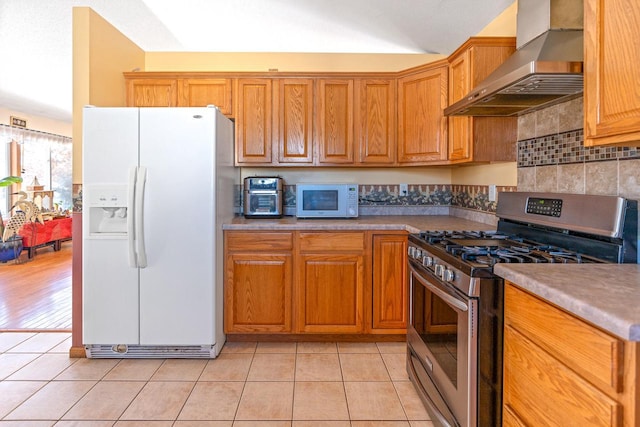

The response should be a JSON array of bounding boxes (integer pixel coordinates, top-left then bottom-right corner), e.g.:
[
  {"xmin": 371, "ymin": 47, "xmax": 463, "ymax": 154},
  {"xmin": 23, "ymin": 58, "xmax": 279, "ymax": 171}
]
[{"xmin": 296, "ymin": 183, "xmax": 359, "ymax": 218}]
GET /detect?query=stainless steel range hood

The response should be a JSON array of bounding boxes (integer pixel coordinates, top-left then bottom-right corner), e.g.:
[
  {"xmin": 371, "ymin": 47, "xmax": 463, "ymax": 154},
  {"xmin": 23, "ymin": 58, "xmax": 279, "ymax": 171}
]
[{"xmin": 445, "ymin": 0, "xmax": 584, "ymax": 117}]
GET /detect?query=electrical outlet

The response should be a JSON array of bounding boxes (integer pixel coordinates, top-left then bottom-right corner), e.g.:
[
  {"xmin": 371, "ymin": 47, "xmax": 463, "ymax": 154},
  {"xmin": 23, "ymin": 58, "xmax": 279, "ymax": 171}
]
[
  {"xmin": 399, "ymin": 183, "xmax": 409, "ymax": 196},
  {"xmin": 488, "ymin": 184, "xmax": 497, "ymax": 202}
]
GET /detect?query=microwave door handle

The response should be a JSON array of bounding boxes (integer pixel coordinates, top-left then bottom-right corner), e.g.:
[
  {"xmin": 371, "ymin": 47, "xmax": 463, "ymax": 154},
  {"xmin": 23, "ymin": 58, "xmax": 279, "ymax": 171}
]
[{"xmin": 409, "ymin": 265, "xmax": 468, "ymax": 312}]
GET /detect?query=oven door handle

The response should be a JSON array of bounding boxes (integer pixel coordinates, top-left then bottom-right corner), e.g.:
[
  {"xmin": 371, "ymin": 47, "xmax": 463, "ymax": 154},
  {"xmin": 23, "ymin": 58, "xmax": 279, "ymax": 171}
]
[{"xmin": 410, "ymin": 264, "xmax": 468, "ymax": 312}]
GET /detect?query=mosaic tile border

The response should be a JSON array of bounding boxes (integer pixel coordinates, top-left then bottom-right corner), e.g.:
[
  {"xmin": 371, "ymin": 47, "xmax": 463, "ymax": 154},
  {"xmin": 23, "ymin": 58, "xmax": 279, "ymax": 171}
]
[
  {"xmin": 518, "ymin": 129, "xmax": 640, "ymax": 167},
  {"xmin": 284, "ymin": 184, "xmax": 516, "ymax": 214}
]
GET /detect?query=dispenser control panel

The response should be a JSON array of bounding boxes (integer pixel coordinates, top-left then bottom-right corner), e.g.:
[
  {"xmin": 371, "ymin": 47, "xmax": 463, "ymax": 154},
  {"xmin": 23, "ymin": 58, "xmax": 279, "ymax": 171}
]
[{"xmin": 86, "ymin": 185, "xmax": 128, "ymax": 208}]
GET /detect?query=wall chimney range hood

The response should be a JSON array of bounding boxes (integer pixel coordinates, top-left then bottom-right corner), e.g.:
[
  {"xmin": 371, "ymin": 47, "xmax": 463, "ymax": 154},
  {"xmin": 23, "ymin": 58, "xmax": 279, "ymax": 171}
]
[{"xmin": 444, "ymin": 0, "xmax": 584, "ymax": 117}]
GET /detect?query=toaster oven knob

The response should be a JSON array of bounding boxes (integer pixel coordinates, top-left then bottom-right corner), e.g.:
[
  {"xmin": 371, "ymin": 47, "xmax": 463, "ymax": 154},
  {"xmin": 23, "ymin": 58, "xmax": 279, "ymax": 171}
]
[{"xmin": 442, "ymin": 268, "xmax": 455, "ymax": 282}]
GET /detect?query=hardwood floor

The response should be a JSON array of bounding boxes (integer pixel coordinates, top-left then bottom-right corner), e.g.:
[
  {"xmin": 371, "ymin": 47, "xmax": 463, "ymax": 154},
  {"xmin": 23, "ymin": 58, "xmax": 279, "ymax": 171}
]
[{"xmin": 0, "ymin": 243, "xmax": 72, "ymax": 331}]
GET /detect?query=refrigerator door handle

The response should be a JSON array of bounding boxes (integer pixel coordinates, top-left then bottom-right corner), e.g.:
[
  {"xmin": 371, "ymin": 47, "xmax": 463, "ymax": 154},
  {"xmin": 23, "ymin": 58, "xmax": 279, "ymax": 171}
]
[
  {"xmin": 128, "ymin": 166, "xmax": 138, "ymax": 268},
  {"xmin": 135, "ymin": 166, "xmax": 148, "ymax": 268}
]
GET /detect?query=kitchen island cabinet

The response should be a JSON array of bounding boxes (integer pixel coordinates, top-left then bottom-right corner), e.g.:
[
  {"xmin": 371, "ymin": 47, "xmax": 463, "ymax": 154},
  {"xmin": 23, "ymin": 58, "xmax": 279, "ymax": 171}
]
[
  {"xmin": 584, "ymin": 0, "xmax": 640, "ymax": 147},
  {"xmin": 502, "ymin": 281, "xmax": 638, "ymax": 427}
]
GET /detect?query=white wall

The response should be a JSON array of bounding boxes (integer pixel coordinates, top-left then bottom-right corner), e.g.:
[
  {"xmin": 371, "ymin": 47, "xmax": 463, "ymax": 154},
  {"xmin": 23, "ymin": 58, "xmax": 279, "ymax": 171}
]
[{"xmin": 0, "ymin": 108, "xmax": 72, "ymax": 137}]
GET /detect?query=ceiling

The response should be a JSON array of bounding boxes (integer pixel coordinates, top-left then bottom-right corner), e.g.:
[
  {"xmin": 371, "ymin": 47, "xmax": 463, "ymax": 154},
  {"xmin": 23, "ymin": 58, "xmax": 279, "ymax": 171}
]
[{"xmin": 0, "ymin": 0, "xmax": 514, "ymax": 124}]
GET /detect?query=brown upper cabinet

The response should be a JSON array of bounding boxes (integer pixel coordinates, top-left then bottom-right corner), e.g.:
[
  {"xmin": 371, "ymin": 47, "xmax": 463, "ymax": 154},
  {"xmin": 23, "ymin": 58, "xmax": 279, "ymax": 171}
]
[
  {"xmin": 126, "ymin": 78, "xmax": 179, "ymax": 107},
  {"xmin": 234, "ymin": 76, "xmax": 394, "ymax": 167},
  {"xmin": 355, "ymin": 79, "xmax": 397, "ymax": 165},
  {"xmin": 397, "ymin": 61, "xmax": 449, "ymax": 164},
  {"xmin": 124, "ymin": 36, "xmax": 519, "ymax": 166},
  {"xmin": 275, "ymin": 79, "xmax": 315, "ymax": 164},
  {"xmin": 124, "ymin": 73, "xmax": 232, "ymax": 115},
  {"xmin": 179, "ymin": 78, "xmax": 232, "ymax": 115},
  {"xmin": 584, "ymin": 0, "xmax": 640, "ymax": 147},
  {"xmin": 316, "ymin": 79, "xmax": 355, "ymax": 165},
  {"xmin": 447, "ymin": 37, "xmax": 517, "ymax": 163},
  {"xmin": 235, "ymin": 79, "xmax": 273, "ymax": 164}
]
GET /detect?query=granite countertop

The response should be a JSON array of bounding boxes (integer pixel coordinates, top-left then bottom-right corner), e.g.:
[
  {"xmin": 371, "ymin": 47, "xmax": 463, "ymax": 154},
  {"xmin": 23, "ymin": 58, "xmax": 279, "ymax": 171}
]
[
  {"xmin": 223, "ymin": 215, "xmax": 494, "ymax": 233},
  {"xmin": 495, "ymin": 264, "xmax": 640, "ymax": 342}
]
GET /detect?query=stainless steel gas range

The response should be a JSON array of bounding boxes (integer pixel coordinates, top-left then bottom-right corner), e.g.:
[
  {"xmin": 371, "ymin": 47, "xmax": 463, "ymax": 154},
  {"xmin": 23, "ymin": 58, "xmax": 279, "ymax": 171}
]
[{"xmin": 407, "ymin": 192, "xmax": 638, "ymax": 427}]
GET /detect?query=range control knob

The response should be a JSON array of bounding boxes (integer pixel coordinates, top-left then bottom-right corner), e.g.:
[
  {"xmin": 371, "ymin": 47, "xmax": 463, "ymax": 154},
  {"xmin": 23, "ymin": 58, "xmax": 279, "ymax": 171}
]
[
  {"xmin": 434, "ymin": 264, "xmax": 444, "ymax": 277},
  {"xmin": 423, "ymin": 256, "xmax": 434, "ymax": 267},
  {"xmin": 442, "ymin": 268, "xmax": 455, "ymax": 282},
  {"xmin": 408, "ymin": 247, "xmax": 416, "ymax": 258}
]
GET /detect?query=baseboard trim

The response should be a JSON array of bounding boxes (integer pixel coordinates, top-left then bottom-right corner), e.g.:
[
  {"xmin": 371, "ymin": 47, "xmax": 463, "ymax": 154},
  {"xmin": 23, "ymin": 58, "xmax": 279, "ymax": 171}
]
[
  {"xmin": 226, "ymin": 333, "xmax": 406, "ymax": 342},
  {"xmin": 69, "ymin": 345, "xmax": 86, "ymax": 358}
]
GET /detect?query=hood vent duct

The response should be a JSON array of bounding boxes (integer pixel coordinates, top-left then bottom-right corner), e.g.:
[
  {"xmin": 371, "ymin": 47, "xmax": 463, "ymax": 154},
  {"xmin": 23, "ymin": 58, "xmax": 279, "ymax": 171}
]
[{"xmin": 445, "ymin": 0, "xmax": 584, "ymax": 117}]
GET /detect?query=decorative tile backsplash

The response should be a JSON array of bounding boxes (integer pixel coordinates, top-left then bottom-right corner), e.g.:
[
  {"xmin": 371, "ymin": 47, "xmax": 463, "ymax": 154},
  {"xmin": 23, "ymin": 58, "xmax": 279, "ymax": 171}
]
[
  {"xmin": 518, "ymin": 129, "xmax": 640, "ymax": 167},
  {"xmin": 516, "ymin": 97, "xmax": 640, "ymax": 200},
  {"xmin": 283, "ymin": 184, "xmax": 516, "ymax": 214}
]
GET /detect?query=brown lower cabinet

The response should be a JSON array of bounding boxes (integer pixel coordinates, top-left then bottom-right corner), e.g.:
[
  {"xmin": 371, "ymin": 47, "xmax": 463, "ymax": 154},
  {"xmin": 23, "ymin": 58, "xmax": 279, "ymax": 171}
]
[
  {"xmin": 224, "ymin": 231, "xmax": 293, "ymax": 332},
  {"xmin": 503, "ymin": 282, "xmax": 639, "ymax": 427},
  {"xmin": 224, "ymin": 229, "xmax": 407, "ymax": 335}
]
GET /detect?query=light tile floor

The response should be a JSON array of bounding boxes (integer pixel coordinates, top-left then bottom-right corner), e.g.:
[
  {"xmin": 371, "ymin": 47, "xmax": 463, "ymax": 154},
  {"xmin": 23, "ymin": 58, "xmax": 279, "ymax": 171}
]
[{"xmin": 0, "ymin": 332, "xmax": 434, "ymax": 426}]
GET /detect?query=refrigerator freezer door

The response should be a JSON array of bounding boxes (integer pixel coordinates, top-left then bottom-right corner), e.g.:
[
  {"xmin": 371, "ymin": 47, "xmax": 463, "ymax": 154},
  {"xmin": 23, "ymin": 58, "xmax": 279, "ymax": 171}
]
[
  {"xmin": 82, "ymin": 108, "xmax": 140, "ymax": 344},
  {"xmin": 138, "ymin": 108, "xmax": 219, "ymax": 345}
]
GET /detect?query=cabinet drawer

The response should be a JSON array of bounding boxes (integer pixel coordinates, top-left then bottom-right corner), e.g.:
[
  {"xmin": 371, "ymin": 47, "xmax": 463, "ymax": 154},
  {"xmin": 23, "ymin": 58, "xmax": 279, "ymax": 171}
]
[
  {"xmin": 299, "ymin": 232, "xmax": 365, "ymax": 252},
  {"xmin": 504, "ymin": 326, "xmax": 622, "ymax": 427},
  {"xmin": 226, "ymin": 232, "xmax": 293, "ymax": 251},
  {"xmin": 505, "ymin": 283, "xmax": 623, "ymax": 392}
]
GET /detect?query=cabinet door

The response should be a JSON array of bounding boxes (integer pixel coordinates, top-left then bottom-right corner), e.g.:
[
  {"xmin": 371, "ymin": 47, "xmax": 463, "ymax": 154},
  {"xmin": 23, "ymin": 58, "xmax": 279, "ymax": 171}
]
[
  {"xmin": 225, "ymin": 232, "xmax": 293, "ymax": 333},
  {"xmin": 179, "ymin": 78, "xmax": 232, "ymax": 116},
  {"xmin": 297, "ymin": 232, "xmax": 365, "ymax": 333},
  {"xmin": 297, "ymin": 253, "xmax": 365, "ymax": 333},
  {"xmin": 584, "ymin": 0, "xmax": 640, "ymax": 146},
  {"xmin": 504, "ymin": 325, "xmax": 622, "ymax": 427},
  {"xmin": 355, "ymin": 79, "xmax": 397, "ymax": 165},
  {"xmin": 235, "ymin": 79, "xmax": 273, "ymax": 164},
  {"xmin": 276, "ymin": 79, "xmax": 314, "ymax": 164},
  {"xmin": 448, "ymin": 51, "xmax": 472, "ymax": 161},
  {"xmin": 225, "ymin": 253, "xmax": 292, "ymax": 333},
  {"xmin": 126, "ymin": 79, "xmax": 178, "ymax": 107},
  {"xmin": 397, "ymin": 65, "xmax": 448, "ymax": 163},
  {"xmin": 372, "ymin": 233, "xmax": 407, "ymax": 331},
  {"xmin": 448, "ymin": 40, "xmax": 517, "ymax": 163},
  {"xmin": 316, "ymin": 79, "xmax": 354, "ymax": 165}
]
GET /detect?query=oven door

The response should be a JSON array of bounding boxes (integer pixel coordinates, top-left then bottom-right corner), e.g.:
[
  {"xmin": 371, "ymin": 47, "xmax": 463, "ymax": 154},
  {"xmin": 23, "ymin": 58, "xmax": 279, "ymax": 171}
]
[{"xmin": 407, "ymin": 262, "xmax": 477, "ymax": 427}]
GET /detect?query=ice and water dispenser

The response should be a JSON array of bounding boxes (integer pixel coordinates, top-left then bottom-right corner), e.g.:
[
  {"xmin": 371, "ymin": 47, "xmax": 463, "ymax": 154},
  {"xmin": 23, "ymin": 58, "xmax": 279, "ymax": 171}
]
[{"xmin": 85, "ymin": 185, "xmax": 129, "ymax": 237}]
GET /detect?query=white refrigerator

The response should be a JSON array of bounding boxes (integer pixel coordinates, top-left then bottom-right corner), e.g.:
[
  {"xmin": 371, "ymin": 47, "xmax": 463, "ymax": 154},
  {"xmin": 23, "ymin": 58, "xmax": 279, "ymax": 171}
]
[{"xmin": 82, "ymin": 106, "xmax": 237, "ymax": 358}]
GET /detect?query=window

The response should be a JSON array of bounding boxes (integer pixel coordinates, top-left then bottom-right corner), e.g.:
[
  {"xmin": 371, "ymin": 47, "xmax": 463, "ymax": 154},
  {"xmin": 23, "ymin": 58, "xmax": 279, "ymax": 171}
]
[{"xmin": 0, "ymin": 124, "xmax": 72, "ymax": 218}]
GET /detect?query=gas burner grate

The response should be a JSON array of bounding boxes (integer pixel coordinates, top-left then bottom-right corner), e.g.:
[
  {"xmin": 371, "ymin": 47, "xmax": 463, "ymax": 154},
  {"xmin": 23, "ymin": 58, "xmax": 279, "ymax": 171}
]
[{"xmin": 418, "ymin": 230, "xmax": 512, "ymax": 245}]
